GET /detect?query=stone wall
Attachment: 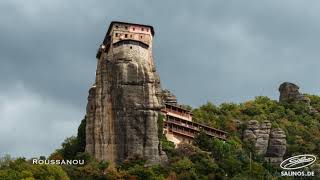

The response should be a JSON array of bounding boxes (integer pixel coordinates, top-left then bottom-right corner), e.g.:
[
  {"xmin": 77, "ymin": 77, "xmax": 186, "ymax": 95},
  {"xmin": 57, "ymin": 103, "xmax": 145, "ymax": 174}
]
[{"xmin": 110, "ymin": 23, "xmax": 152, "ymax": 47}]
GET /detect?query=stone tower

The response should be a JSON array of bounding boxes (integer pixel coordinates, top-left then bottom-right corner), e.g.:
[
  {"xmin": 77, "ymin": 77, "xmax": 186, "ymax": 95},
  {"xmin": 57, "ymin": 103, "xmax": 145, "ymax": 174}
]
[{"xmin": 85, "ymin": 21, "xmax": 165, "ymax": 165}]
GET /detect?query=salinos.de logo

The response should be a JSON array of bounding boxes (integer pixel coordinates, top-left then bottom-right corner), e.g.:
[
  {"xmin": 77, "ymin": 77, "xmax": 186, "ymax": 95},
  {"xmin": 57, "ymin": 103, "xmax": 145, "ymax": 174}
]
[{"xmin": 280, "ymin": 154, "xmax": 317, "ymax": 170}]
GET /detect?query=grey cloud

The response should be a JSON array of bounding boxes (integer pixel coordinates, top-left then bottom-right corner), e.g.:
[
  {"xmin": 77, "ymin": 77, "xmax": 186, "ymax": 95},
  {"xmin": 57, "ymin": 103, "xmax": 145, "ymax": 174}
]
[
  {"xmin": 0, "ymin": 83, "xmax": 81, "ymax": 157},
  {"xmin": 0, "ymin": 0, "xmax": 320, "ymax": 157}
]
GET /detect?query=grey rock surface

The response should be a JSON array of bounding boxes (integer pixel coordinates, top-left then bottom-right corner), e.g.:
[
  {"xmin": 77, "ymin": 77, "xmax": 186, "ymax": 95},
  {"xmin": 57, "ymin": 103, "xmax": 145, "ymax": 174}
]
[
  {"xmin": 279, "ymin": 82, "xmax": 318, "ymax": 114},
  {"xmin": 266, "ymin": 128, "xmax": 286, "ymax": 157},
  {"xmin": 243, "ymin": 120, "xmax": 286, "ymax": 164},
  {"xmin": 161, "ymin": 89, "xmax": 178, "ymax": 105},
  {"xmin": 85, "ymin": 37, "xmax": 165, "ymax": 165},
  {"xmin": 279, "ymin": 82, "xmax": 303, "ymax": 102},
  {"xmin": 243, "ymin": 120, "xmax": 271, "ymax": 155}
]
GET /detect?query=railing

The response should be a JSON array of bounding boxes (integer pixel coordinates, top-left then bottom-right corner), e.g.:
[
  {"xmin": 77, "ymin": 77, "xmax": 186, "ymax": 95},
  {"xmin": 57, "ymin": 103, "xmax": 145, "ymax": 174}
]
[
  {"xmin": 171, "ymin": 128, "xmax": 195, "ymax": 138},
  {"xmin": 165, "ymin": 118, "xmax": 227, "ymax": 140},
  {"xmin": 165, "ymin": 119, "xmax": 199, "ymax": 131},
  {"xmin": 165, "ymin": 108, "xmax": 192, "ymax": 119}
]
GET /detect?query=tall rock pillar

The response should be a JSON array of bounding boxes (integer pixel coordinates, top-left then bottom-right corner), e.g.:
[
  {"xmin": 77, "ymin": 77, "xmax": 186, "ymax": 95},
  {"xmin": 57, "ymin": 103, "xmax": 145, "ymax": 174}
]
[{"xmin": 85, "ymin": 21, "xmax": 165, "ymax": 165}]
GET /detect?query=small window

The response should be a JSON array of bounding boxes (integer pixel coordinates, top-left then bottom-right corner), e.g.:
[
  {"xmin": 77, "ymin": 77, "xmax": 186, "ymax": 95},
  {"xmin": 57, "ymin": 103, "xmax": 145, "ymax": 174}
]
[
  {"xmin": 141, "ymin": 28, "xmax": 144, "ymax": 31},
  {"xmin": 115, "ymin": 33, "xmax": 118, "ymax": 37},
  {"xmin": 133, "ymin": 27, "xmax": 135, "ymax": 31},
  {"xmin": 146, "ymin": 28, "xmax": 149, "ymax": 32},
  {"xmin": 140, "ymin": 35, "xmax": 143, "ymax": 39},
  {"xmin": 130, "ymin": 35, "xmax": 133, "ymax": 38},
  {"xmin": 115, "ymin": 25, "xmax": 119, "ymax": 29},
  {"xmin": 125, "ymin": 34, "xmax": 128, "ymax": 38},
  {"xmin": 130, "ymin": 46, "xmax": 132, "ymax": 49},
  {"xmin": 125, "ymin": 26, "xmax": 128, "ymax": 30}
]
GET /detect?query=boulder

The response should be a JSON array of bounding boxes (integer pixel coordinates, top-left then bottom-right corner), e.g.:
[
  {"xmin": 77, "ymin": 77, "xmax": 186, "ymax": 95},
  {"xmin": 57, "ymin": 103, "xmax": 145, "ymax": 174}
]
[
  {"xmin": 279, "ymin": 82, "xmax": 318, "ymax": 114},
  {"xmin": 279, "ymin": 82, "xmax": 301, "ymax": 102}
]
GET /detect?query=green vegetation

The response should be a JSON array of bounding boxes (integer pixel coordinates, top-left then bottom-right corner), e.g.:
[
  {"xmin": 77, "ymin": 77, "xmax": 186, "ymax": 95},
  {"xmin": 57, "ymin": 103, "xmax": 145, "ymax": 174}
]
[
  {"xmin": 0, "ymin": 155, "xmax": 69, "ymax": 180},
  {"xmin": 50, "ymin": 118, "xmax": 87, "ymax": 161},
  {"xmin": 1, "ymin": 96, "xmax": 320, "ymax": 179},
  {"xmin": 192, "ymin": 96, "xmax": 320, "ymax": 157}
]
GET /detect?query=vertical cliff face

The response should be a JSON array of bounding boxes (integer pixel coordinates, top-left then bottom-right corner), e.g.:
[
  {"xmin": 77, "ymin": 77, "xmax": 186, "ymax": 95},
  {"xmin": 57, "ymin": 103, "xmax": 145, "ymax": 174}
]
[
  {"xmin": 243, "ymin": 120, "xmax": 286, "ymax": 164},
  {"xmin": 85, "ymin": 22, "xmax": 165, "ymax": 165},
  {"xmin": 265, "ymin": 128, "xmax": 287, "ymax": 163},
  {"xmin": 243, "ymin": 120, "xmax": 272, "ymax": 155}
]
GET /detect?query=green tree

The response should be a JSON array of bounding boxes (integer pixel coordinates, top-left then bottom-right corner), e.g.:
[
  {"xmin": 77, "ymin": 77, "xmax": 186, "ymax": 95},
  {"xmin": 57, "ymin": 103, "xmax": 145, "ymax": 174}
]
[{"xmin": 77, "ymin": 118, "xmax": 86, "ymax": 152}]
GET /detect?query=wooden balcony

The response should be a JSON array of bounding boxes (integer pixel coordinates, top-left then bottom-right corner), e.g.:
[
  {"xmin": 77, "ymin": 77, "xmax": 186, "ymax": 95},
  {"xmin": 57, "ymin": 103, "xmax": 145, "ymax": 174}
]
[{"xmin": 164, "ymin": 118, "xmax": 227, "ymax": 141}]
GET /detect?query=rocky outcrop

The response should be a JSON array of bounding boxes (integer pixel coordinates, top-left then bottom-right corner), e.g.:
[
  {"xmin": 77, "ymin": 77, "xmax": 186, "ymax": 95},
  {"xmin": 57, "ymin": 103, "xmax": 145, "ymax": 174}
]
[
  {"xmin": 265, "ymin": 128, "xmax": 286, "ymax": 164},
  {"xmin": 85, "ymin": 23, "xmax": 166, "ymax": 165},
  {"xmin": 279, "ymin": 82, "xmax": 318, "ymax": 114},
  {"xmin": 243, "ymin": 120, "xmax": 286, "ymax": 164},
  {"xmin": 279, "ymin": 82, "xmax": 305, "ymax": 102},
  {"xmin": 161, "ymin": 89, "xmax": 177, "ymax": 105},
  {"xmin": 243, "ymin": 120, "xmax": 272, "ymax": 155}
]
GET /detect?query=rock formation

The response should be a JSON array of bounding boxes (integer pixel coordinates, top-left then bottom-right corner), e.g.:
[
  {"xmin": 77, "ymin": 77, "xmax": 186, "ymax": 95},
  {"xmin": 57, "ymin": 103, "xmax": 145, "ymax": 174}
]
[
  {"xmin": 161, "ymin": 89, "xmax": 178, "ymax": 105},
  {"xmin": 279, "ymin": 82, "xmax": 318, "ymax": 113},
  {"xmin": 243, "ymin": 120, "xmax": 286, "ymax": 164},
  {"xmin": 85, "ymin": 21, "xmax": 166, "ymax": 165},
  {"xmin": 265, "ymin": 128, "xmax": 287, "ymax": 164},
  {"xmin": 279, "ymin": 82, "xmax": 308, "ymax": 103},
  {"xmin": 243, "ymin": 120, "xmax": 272, "ymax": 155}
]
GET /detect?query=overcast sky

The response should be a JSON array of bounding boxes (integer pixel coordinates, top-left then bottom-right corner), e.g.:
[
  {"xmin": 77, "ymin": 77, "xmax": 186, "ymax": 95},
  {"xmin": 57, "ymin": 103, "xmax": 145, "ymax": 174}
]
[{"xmin": 1, "ymin": 0, "xmax": 320, "ymax": 158}]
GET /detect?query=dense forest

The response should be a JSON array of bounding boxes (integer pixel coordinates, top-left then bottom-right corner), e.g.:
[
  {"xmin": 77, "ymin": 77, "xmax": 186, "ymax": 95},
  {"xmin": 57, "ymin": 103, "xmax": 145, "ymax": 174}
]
[{"xmin": 1, "ymin": 95, "xmax": 320, "ymax": 179}]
